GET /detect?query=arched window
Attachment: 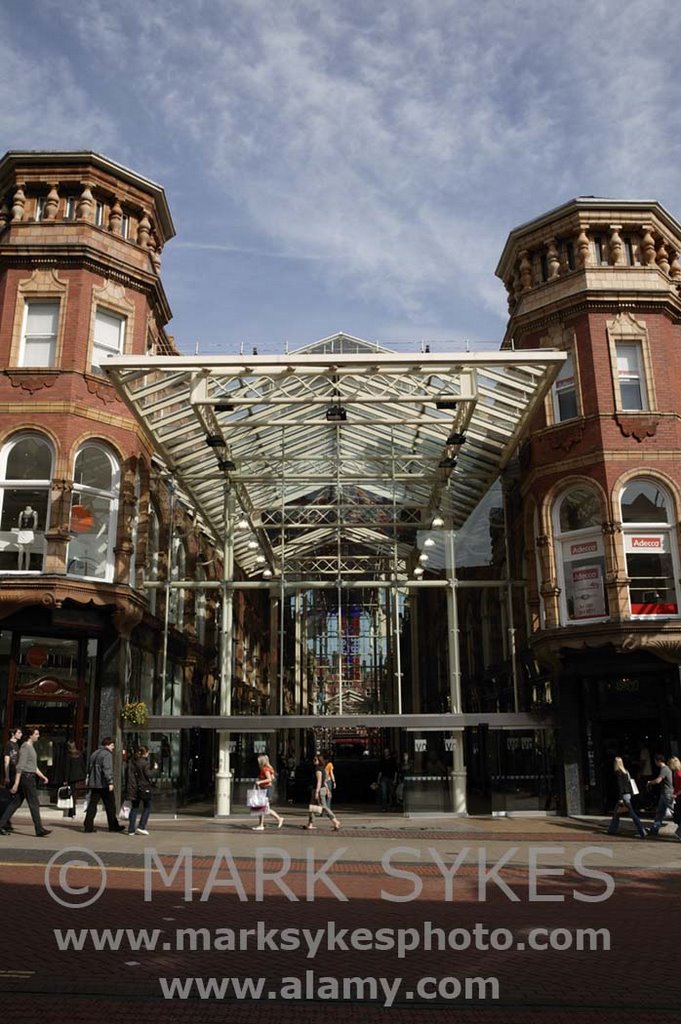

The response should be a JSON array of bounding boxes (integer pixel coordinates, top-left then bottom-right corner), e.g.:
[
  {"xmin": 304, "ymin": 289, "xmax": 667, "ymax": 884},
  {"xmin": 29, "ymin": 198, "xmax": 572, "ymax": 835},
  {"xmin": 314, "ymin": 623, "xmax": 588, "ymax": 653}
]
[
  {"xmin": 146, "ymin": 506, "xmax": 160, "ymax": 615},
  {"xmin": 67, "ymin": 444, "xmax": 119, "ymax": 581},
  {"xmin": 620, "ymin": 479, "xmax": 680, "ymax": 617},
  {"xmin": 0, "ymin": 433, "xmax": 53, "ymax": 572},
  {"xmin": 553, "ymin": 484, "xmax": 608, "ymax": 624}
]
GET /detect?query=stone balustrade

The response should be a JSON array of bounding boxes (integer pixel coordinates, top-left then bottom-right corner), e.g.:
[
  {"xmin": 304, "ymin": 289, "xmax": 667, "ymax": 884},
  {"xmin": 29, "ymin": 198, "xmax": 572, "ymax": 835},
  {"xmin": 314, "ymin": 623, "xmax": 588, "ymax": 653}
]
[
  {"xmin": 0, "ymin": 177, "xmax": 163, "ymax": 271},
  {"xmin": 503, "ymin": 220, "xmax": 681, "ymax": 312}
]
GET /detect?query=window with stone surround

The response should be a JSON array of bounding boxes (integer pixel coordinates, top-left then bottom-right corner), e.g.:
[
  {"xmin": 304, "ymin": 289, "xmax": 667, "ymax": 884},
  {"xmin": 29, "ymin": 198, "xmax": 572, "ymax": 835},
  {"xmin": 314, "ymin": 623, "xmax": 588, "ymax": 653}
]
[
  {"xmin": 620, "ymin": 478, "xmax": 680, "ymax": 617},
  {"xmin": 19, "ymin": 300, "xmax": 59, "ymax": 367},
  {"xmin": 551, "ymin": 350, "xmax": 579, "ymax": 422},
  {"xmin": 66, "ymin": 444, "xmax": 119, "ymax": 582},
  {"xmin": 616, "ymin": 342, "xmax": 646, "ymax": 410},
  {"xmin": 607, "ymin": 313, "xmax": 654, "ymax": 413},
  {"xmin": 553, "ymin": 484, "xmax": 609, "ymax": 625},
  {"xmin": 0, "ymin": 433, "xmax": 53, "ymax": 573},
  {"xmin": 91, "ymin": 307, "xmax": 126, "ymax": 373}
]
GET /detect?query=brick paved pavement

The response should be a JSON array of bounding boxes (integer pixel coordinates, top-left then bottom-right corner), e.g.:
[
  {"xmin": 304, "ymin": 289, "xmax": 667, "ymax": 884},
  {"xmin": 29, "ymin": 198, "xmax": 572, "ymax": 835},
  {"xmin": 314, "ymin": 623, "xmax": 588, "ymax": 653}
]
[{"xmin": 0, "ymin": 809, "xmax": 679, "ymax": 1022}]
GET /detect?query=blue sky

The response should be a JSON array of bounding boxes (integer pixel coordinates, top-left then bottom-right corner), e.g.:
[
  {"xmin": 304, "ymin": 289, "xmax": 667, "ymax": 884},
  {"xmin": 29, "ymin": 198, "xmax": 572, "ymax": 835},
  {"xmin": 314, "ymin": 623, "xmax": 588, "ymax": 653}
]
[{"xmin": 3, "ymin": 0, "xmax": 681, "ymax": 354}]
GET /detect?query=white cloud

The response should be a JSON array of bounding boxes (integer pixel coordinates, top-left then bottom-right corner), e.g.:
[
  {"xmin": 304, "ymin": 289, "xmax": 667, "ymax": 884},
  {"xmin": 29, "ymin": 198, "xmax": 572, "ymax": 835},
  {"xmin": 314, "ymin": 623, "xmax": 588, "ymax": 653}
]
[
  {"xmin": 0, "ymin": 12, "xmax": 120, "ymax": 153},
  {"xmin": 6, "ymin": 0, "xmax": 681, "ymax": 339}
]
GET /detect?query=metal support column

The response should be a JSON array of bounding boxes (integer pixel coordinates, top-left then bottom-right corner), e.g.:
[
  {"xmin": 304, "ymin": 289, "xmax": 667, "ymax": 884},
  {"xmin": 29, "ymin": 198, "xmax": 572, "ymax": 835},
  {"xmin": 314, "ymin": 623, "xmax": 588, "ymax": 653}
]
[
  {"xmin": 445, "ymin": 520, "xmax": 467, "ymax": 813},
  {"xmin": 215, "ymin": 483, "xmax": 235, "ymax": 816}
]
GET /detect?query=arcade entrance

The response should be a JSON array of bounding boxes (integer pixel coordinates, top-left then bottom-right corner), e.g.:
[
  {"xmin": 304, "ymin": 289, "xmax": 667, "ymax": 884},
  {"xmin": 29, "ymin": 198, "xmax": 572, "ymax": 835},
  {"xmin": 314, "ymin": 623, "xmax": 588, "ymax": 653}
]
[{"xmin": 107, "ymin": 338, "xmax": 565, "ymax": 816}]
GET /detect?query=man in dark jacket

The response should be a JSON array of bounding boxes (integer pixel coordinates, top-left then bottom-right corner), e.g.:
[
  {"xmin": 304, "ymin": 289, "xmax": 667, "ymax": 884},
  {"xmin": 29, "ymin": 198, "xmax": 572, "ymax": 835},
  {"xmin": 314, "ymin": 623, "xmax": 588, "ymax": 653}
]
[{"xmin": 83, "ymin": 737, "xmax": 125, "ymax": 833}]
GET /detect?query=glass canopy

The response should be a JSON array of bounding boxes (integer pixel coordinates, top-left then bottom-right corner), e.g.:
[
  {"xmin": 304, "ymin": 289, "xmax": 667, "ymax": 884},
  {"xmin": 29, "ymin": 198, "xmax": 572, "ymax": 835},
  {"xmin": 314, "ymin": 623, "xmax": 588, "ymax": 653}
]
[{"xmin": 106, "ymin": 334, "xmax": 565, "ymax": 582}]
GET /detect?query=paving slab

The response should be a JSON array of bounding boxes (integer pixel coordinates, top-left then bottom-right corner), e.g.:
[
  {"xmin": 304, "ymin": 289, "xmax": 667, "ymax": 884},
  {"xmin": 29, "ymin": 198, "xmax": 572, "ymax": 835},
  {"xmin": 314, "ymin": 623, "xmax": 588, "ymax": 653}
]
[{"xmin": 0, "ymin": 808, "xmax": 679, "ymax": 1022}]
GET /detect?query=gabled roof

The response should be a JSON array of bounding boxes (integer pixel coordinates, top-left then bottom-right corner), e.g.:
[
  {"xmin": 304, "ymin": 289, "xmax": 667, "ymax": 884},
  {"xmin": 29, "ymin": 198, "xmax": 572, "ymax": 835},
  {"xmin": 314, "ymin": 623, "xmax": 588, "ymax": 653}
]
[{"xmin": 106, "ymin": 333, "xmax": 564, "ymax": 580}]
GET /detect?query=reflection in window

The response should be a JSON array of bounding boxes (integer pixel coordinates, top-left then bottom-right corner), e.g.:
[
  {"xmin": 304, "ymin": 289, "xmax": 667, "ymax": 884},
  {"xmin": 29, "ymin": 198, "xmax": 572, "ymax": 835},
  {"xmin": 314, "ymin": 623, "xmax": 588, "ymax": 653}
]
[
  {"xmin": 129, "ymin": 467, "xmax": 141, "ymax": 587},
  {"xmin": 66, "ymin": 444, "xmax": 119, "ymax": 581},
  {"xmin": 554, "ymin": 486, "xmax": 608, "ymax": 624},
  {"xmin": 621, "ymin": 479, "xmax": 679, "ymax": 617},
  {"xmin": 195, "ymin": 564, "xmax": 207, "ymax": 644},
  {"xmin": 147, "ymin": 506, "xmax": 160, "ymax": 615},
  {"xmin": 0, "ymin": 434, "xmax": 53, "ymax": 572},
  {"xmin": 168, "ymin": 536, "xmax": 185, "ymax": 628}
]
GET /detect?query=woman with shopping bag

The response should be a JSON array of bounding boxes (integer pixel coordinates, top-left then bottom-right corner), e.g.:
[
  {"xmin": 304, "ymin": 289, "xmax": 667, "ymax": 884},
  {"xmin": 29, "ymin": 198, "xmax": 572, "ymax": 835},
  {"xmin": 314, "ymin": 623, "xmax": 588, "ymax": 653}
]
[
  {"xmin": 61, "ymin": 741, "xmax": 86, "ymax": 818},
  {"xmin": 606, "ymin": 756, "xmax": 645, "ymax": 838},
  {"xmin": 249, "ymin": 755, "xmax": 284, "ymax": 831}
]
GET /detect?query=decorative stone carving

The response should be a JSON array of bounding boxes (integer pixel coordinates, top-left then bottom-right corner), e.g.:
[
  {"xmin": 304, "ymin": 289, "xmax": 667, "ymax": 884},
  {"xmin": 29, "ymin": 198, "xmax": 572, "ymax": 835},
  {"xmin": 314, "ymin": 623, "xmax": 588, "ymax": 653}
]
[
  {"xmin": 621, "ymin": 634, "xmax": 681, "ymax": 663},
  {"xmin": 601, "ymin": 520, "xmax": 622, "ymax": 536},
  {"xmin": 111, "ymin": 601, "xmax": 145, "ymax": 637},
  {"xmin": 547, "ymin": 421, "xmax": 585, "ymax": 452},
  {"xmin": 576, "ymin": 227, "xmax": 591, "ymax": 267},
  {"xmin": 137, "ymin": 213, "xmax": 151, "ymax": 248},
  {"xmin": 44, "ymin": 185, "xmax": 59, "ymax": 221},
  {"xmin": 86, "ymin": 377, "xmax": 121, "ymax": 404},
  {"xmin": 149, "ymin": 236, "xmax": 162, "ymax": 271},
  {"xmin": 670, "ymin": 248, "xmax": 681, "ymax": 281},
  {"xmin": 7, "ymin": 371, "xmax": 58, "ymax": 393},
  {"xmin": 77, "ymin": 184, "xmax": 94, "ymax": 221},
  {"xmin": 614, "ymin": 413, "xmax": 660, "ymax": 441},
  {"xmin": 11, "ymin": 185, "xmax": 26, "ymax": 222},
  {"xmin": 608, "ymin": 225, "xmax": 624, "ymax": 266},
  {"xmin": 0, "ymin": 200, "xmax": 9, "ymax": 232},
  {"xmin": 518, "ymin": 250, "xmax": 532, "ymax": 290},
  {"xmin": 109, "ymin": 200, "xmax": 122, "ymax": 235},
  {"xmin": 640, "ymin": 226, "xmax": 656, "ymax": 266},
  {"xmin": 656, "ymin": 239, "xmax": 670, "ymax": 275},
  {"xmin": 546, "ymin": 237, "xmax": 560, "ymax": 279}
]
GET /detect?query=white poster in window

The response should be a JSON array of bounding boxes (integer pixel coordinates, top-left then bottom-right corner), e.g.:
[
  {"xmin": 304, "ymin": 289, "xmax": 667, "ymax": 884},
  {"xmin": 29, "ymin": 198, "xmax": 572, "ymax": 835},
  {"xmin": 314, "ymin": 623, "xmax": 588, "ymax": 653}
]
[{"xmin": 572, "ymin": 564, "xmax": 605, "ymax": 618}]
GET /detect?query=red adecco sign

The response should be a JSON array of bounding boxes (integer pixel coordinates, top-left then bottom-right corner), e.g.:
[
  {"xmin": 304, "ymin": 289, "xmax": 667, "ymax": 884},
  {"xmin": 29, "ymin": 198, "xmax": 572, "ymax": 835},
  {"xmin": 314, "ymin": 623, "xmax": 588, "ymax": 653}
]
[{"xmin": 625, "ymin": 534, "xmax": 667, "ymax": 553}]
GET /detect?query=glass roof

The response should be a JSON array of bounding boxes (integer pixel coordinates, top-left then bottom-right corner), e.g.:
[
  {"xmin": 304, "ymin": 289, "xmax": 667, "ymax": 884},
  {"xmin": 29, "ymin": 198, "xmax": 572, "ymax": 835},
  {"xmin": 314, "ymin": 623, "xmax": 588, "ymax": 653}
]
[{"xmin": 106, "ymin": 334, "xmax": 565, "ymax": 580}]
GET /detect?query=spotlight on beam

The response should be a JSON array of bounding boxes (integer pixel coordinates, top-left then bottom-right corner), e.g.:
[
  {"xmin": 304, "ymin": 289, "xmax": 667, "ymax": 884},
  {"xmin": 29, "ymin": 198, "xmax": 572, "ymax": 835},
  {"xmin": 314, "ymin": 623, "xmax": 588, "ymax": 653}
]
[{"xmin": 325, "ymin": 405, "xmax": 347, "ymax": 422}]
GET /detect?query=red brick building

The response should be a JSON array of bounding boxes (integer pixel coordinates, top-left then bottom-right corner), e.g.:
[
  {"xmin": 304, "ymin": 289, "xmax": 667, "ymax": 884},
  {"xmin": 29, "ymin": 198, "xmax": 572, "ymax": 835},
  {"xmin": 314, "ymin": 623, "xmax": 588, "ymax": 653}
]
[
  {"xmin": 0, "ymin": 151, "xmax": 226, "ymax": 799},
  {"xmin": 3, "ymin": 152, "xmax": 681, "ymax": 818},
  {"xmin": 497, "ymin": 199, "xmax": 681, "ymax": 812}
]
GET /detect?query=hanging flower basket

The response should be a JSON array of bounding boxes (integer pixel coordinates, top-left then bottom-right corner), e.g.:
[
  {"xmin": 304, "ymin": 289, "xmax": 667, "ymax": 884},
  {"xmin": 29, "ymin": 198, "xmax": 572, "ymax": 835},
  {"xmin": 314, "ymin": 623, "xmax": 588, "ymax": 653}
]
[{"xmin": 121, "ymin": 701, "xmax": 149, "ymax": 727}]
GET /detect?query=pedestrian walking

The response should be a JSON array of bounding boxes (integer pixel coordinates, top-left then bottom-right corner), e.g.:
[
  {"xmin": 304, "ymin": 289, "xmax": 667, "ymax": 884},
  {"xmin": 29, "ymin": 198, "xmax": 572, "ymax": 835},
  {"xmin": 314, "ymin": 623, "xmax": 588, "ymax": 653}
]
[
  {"xmin": 668, "ymin": 755, "xmax": 681, "ymax": 842},
  {"xmin": 323, "ymin": 750, "xmax": 336, "ymax": 808},
  {"xmin": 0, "ymin": 728, "xmax": 51, "ymax": 837},
  {"xmin": 126, "ymin": 746, "xmax": 157, "ymax": 836},
  {"xmin": 377, "ymin": 748, "xmax": 398, "ymax": 811},
  {"xmin": 83, "ymin": 737, "xmax": 125, "ymax": 833},
  {"xmin": 2, "ymin": 727, "xmax": 22, "ymax": 831},
  {"xmin": 645, "ymin": 753, "xmax": 674, "ymax": 837},
  {"xmin": 251, "ymin": 754, "xmax": 284, "ymax": 831},
  {"xmin": 62, "ymin": 740, "xmax": 86, "ymax": 818},
  {"xmin": 606, "ymin": 756, "xmax": 645, "ymax": 838},
  {"xmin": 305, "ymin": 754, "xmax": 340, "ymax": 831}
]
